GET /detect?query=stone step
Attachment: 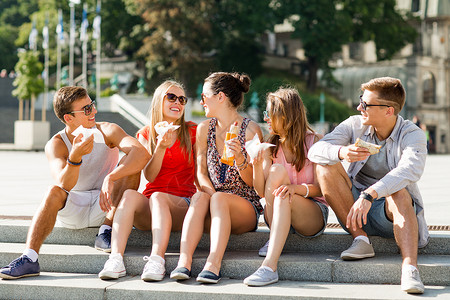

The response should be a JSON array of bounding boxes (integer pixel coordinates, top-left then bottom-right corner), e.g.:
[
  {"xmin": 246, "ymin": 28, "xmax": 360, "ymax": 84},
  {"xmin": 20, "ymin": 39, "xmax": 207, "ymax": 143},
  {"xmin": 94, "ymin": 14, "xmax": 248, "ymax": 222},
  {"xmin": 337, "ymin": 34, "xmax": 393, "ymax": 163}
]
[
  {"xmin": 0, "ymin": 242, "xmax": 449, "ymax": 286},
  {"xmin": 1, "ymin": 272, "xmax": 449, "ymax": 300},
  {"xmin": 1, "ymin": 220, "xmax": 449, "ymax": 255}
]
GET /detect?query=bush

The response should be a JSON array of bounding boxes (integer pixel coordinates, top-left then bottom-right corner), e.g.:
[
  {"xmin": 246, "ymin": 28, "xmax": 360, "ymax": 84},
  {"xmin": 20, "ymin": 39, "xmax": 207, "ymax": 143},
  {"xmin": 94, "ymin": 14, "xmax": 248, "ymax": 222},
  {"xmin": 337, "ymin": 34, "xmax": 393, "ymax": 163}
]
[{"xmin": 244, "ymin": 69, "xmax": 355, "ymax": 124}]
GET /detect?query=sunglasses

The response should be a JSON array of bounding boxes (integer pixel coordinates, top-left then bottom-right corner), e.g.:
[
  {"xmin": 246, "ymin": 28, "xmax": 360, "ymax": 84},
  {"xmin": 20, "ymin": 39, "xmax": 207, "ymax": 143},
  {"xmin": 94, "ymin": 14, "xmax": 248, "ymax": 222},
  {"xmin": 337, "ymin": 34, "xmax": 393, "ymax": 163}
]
[
  {"xmin": 359, "ymin": 95, "xmax": 390, "ymax": 111},
  {"xmin": 166, "ymin": 93, "xmax": 188, "ymax": 105},
  {"xmin": 201, "ymin": 92, "xmax": 217, "ymax": 102},
  {"xmin": 263, "ymin": 110, "xmax": 269, "ymax": 119},
  {"xmin": 69, "ymin": 101, "xmax": 96, "ymax": 116}
]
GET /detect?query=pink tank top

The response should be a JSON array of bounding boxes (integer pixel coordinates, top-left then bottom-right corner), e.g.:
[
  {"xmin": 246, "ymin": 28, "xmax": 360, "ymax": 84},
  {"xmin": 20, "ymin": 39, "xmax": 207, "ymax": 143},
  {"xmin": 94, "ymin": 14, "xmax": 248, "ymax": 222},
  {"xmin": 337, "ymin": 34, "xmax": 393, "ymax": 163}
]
[{"xmin": 272, "ymin": 132, "xmax": 327, "ymax": 206}]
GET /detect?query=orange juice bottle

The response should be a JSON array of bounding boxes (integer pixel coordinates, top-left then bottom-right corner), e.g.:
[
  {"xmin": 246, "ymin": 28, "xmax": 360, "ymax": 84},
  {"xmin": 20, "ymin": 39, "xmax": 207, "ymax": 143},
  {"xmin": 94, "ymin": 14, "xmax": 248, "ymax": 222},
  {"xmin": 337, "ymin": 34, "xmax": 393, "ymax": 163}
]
[{"xmin": 220, "ymin": 121, "xmax": 239, "ymax": 166}]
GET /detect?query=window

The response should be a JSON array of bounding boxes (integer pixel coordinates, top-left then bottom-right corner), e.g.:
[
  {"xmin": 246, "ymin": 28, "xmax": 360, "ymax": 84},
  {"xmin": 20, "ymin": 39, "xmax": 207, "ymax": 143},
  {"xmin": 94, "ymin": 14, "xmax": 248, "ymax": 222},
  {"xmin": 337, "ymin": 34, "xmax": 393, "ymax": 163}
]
[
  {"xmin": 422, "ymin": 71, "xmax": 436, "ymax": 104},
  {"xmin": 411, "ymin": 0, "xmax": 420, "ymax": 12}
]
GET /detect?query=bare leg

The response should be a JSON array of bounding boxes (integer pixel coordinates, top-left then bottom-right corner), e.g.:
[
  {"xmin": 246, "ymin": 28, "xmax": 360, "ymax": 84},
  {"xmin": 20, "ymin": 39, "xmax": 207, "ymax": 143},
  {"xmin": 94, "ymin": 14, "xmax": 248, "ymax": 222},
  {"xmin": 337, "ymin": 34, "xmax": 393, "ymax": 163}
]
[
  {"xmin": 385, "ymin": 189, "xmax": 418, "ymax": 268},
  {"xmin": 110, "ymin": 190, "xmax": 151, "ymax": 256},
  {"xmin": 149, "ymin": 192, "xmax": 189, "ymax": 258},
  {"xmin": 26, "ymin": 186, "xmax": 67, "ymax": 253},
  {"xmin": 315, "ymin": 163, "xmax": 367, "ymax": 238},
  {"xmin": 262, "ymin": 165, "xmax": 324, "ymax": 271},
  {"xmin": 103, "ymin": 172, "xmax": 140, "ymax": 227},
  {"xmin": 176, "ymin": 192, "xmax": 211, "ymax": 270},
  {"xmin": 203, "ymin": 192, "xmax": 257, "ymax": 275}
]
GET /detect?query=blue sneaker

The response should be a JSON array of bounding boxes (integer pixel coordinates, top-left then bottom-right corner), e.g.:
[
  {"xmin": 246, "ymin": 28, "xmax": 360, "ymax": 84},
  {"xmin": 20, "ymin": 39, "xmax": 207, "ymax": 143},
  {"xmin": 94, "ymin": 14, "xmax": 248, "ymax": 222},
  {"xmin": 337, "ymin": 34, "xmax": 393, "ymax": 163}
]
[
  {"xmin": 196, "ymin": 270, "xmax": 222, "ymax": 284},
  {"xmin": 0, "ymin": 256, "xmax": 40, "ymax": 279},
  {"xmin": 95, "ymin": 229, "xmax": 111, "ymax": 253}
]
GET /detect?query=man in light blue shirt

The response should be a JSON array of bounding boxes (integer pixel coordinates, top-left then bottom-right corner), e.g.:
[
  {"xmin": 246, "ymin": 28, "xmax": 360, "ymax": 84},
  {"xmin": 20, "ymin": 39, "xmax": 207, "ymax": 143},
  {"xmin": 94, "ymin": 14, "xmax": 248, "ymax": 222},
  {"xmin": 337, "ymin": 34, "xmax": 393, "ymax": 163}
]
[{"xmin": 308, "ymin": 77, "xmax": 428, "ymax": 294}]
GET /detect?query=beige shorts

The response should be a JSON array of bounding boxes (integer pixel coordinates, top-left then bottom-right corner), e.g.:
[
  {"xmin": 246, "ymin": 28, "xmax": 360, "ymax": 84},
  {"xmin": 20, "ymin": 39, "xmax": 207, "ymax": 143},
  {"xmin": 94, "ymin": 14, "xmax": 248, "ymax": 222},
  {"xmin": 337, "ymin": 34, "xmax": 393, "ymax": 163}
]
[{"xmin": 56, "ymin": 190, "xmax": 106, "ymax": 229}]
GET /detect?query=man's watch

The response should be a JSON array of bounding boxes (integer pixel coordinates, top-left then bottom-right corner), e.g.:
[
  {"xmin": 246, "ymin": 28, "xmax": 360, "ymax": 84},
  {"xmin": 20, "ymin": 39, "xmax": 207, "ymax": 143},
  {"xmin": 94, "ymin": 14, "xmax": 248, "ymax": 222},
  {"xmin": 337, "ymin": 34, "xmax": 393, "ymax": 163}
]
[{"xmin": 360, "ymin": 191, "xmax": 374, "ymax": 203}]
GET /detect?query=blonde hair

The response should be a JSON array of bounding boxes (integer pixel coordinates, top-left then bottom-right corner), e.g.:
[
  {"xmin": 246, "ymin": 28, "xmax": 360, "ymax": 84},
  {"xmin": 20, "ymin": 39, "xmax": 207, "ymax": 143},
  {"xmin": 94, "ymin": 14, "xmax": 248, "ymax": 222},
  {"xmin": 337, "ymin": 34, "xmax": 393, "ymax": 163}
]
[
  {"xmin": 266, "ymin": 87, "xmax": 315, "ymax": 172},
  {"xmin": 146, "ymin": 80, "xmax": 193, "ymax": 160}
]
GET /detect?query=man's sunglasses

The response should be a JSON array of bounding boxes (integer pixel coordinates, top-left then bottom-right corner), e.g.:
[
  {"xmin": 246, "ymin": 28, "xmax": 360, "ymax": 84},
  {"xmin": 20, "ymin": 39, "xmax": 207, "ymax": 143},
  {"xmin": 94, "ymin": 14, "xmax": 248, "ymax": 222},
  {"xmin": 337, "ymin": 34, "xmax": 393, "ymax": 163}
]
[
  {"xmin": 359, "ymin": 95, "xmax": 390, "ymax": 111},
  {"xmin": 166, "ymin": 93, "xmax": 188, "ymax": 105},
  {"xmin": 69, "ymin": 101, "xmax": 96, "ymax": 116}
]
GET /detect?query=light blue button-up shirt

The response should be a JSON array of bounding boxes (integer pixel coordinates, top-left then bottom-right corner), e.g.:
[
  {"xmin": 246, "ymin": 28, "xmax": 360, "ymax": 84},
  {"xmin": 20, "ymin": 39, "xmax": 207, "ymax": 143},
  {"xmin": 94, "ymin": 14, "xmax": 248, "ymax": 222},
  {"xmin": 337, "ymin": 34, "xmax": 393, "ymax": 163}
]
[{"xmin": 308, "ymin": 115, "xmax": 429, "ymax": 248}]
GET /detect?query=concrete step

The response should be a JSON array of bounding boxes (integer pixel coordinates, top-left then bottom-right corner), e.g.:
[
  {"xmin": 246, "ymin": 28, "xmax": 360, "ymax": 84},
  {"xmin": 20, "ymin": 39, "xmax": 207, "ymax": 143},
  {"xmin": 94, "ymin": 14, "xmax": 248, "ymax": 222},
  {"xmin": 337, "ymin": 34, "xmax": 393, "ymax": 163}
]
[
  {"xmin": 1, "ymin": 272, "xmax": 449, "ymax": 300},
  {"xmin": 0, "ymin": 242, "xmax": 449, "ymax": 286},
  {"xmin": 1, "ymin": 220, "xmax": 449, "ymax": 255}
]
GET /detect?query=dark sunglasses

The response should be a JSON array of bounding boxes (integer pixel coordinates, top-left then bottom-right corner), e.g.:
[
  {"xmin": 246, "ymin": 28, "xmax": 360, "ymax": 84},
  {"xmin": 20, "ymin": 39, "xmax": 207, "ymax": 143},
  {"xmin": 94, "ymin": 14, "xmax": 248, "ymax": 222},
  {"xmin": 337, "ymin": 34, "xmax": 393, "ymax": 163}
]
[
  {"xmin": 166, "ymin": 93, "xmax": 188, "ymax": 105},
  {"xmin": 359, "ymin": 95, "xmax": 390, "ymax": 111},
  {"xmin": 69, "ymin": 101, "xmax": 96, "ymax": 116}
]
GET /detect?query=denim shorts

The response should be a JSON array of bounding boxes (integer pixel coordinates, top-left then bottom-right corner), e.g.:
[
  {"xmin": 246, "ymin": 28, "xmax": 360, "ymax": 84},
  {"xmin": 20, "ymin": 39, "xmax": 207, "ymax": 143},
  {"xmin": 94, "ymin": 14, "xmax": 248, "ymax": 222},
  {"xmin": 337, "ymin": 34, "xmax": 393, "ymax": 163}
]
[
  {"xmin": 182, "ymin": 197, "xmax": 191, "ymax": 206},
  {"xmin": 263, "ymin": 198, "xmax": 329, "ymax": 238},
  {"xmin": 341, "ymin": 185, "xmax": 395, "ymax": 238}
]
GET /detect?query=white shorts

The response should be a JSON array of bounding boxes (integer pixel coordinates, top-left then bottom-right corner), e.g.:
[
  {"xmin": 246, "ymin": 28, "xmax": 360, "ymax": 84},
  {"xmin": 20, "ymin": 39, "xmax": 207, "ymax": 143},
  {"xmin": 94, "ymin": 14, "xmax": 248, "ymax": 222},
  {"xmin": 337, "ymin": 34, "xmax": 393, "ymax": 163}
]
[{"xmin": 56, "ymin": 190, "xmax": 106, "ymax": 229}]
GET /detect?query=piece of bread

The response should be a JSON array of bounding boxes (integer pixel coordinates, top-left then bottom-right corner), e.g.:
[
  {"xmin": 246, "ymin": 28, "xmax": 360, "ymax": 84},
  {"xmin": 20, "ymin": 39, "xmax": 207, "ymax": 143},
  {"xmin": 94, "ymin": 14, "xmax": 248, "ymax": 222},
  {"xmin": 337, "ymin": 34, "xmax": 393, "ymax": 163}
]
[{"xmin": 355, "ymin": 138, "xmax": 381, "ymax": 155}]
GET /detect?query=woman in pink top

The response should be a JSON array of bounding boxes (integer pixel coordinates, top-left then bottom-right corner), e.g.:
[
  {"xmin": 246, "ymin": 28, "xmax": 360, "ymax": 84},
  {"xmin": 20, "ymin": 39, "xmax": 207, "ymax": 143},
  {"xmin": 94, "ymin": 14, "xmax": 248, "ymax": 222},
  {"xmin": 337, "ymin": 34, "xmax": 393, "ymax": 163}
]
[{"xmin": 244, "ymin": 87, "xmax": 328, "ymax": 287}]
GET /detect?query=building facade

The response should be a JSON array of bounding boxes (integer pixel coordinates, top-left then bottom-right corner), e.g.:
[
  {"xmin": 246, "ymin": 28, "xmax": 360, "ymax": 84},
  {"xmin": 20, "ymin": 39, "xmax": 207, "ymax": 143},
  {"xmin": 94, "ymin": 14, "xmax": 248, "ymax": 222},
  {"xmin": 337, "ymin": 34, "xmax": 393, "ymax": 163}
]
[{"xmin": 262, "ymin": 0, "xmax": 450, "ymax": 153}]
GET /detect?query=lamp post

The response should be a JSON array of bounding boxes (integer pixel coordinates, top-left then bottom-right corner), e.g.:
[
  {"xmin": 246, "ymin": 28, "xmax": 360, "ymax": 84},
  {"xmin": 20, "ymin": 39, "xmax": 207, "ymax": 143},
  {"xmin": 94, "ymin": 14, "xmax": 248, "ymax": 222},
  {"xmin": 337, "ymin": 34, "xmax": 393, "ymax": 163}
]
[
  {"xmin": 319, "ymin": 92, "xmax": 325, "ymax": 123},
  {"xmin": 69, "ymin": 0, "xmax": 80, "ymax": 86}
]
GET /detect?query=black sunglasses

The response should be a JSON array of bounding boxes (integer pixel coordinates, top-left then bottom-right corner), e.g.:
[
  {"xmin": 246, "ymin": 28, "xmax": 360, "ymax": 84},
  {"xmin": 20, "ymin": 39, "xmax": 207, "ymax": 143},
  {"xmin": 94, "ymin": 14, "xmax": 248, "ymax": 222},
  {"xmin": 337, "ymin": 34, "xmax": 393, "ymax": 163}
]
[
  {"xmin": 359, "ymin": 95, "xmax": 390, "ymax": 111},
  {"xmin": 69, "ymin": 101, "xmax": 96, "ymax": 116},
  {"xmin": 166, "ymin": 93, "xmax": 188, "ymax": 105}
]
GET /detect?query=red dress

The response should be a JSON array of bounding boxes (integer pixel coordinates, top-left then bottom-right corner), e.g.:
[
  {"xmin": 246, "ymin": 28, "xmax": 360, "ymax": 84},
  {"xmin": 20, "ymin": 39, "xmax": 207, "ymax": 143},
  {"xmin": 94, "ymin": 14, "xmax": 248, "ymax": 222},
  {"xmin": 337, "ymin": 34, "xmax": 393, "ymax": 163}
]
[{"xmin": 137, "ymin": 122, "xmax": 197, "ymax": 198}]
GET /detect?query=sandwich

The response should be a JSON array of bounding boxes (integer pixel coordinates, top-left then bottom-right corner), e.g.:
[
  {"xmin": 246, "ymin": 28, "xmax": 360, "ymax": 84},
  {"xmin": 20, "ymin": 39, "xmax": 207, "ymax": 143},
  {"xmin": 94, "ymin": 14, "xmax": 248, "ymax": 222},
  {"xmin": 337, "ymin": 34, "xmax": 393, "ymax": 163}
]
[{"xmin": 355, "ymin": 138, "xmax": 381, "ymax": 155}]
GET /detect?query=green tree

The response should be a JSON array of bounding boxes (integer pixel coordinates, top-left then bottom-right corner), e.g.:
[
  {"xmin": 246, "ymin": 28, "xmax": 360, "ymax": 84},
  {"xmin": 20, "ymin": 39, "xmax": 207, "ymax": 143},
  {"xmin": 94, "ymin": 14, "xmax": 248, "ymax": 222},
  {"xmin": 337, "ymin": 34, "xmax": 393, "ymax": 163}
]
[
  {"xmin": 275, "ymin": 0, "xmax": 417, "ymax": 91},
  {"xmin": 211, "ymin": 0, "xmax": 279, "ymax": 78},
  {"xmin": 12, "ymin": 51, "xmax": 45, "ymax": 121},
  {"xmin": 0, "ymin": 25, "xmax": 19, "ymax": 71},
  {"xmin": 132, "ymin": 0, "xmax": 215, "ymax": 92}
]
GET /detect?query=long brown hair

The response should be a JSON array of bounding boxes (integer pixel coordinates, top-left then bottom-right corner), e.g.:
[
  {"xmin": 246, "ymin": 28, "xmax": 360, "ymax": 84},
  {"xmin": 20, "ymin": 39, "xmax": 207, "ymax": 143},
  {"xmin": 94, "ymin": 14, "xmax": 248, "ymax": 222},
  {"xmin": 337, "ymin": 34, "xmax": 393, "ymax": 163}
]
[
  {"xmin": 146, "ymin": 80, "xmax": 193, "ymax": 161},
  {"xmin": 266, "ymin": 87, "xmax": 315, "ymax": 172}
]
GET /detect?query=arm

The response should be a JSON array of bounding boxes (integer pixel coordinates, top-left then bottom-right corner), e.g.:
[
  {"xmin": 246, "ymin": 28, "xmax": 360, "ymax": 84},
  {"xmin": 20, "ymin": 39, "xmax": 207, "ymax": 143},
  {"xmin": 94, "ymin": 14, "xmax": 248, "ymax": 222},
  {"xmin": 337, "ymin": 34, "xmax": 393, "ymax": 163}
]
[
  {"xmin": 99, "ymin": 122, "xmax": 150, "ymax": 209},
  {"xmin": 229, "ymin": 121, "xmax": 263, "ymax": 187},
  {"xmin": 370, "ymin": 128, "xmax": 427, "ymax": 199},
  {"xmin": 252, "ymin": 148, "xmax": 272, "ymax": 198},
  {"xmin": 196, "ymin": 121, "xmax": 216, "ymax": 196},
  {"xmin": 308, "ymin": 116, "xmax": 356, "ymax": 165},
  {"xmin": 142, "ymin": 129, "xmax": 175, "ymax": 183},
  {"xmin": 45, "ymin": 132, "xmax": 94, "ymax": 191}
]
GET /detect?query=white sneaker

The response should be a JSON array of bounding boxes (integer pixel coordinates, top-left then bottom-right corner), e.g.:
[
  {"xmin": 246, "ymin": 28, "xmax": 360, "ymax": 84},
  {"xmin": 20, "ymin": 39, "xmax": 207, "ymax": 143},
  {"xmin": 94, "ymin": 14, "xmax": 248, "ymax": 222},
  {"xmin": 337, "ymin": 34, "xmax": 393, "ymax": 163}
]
[
  {"xmin": 98, "ymin": 254, "xmax": 126, "ymax": 280},
  {"xmin": 141, "ymin": 256, "xmax": 165, "ymax": 281},
  {"xmin": 258, "ymin": 240, "xmax": 270, "ymax": 257},
  {"xmin": 401, "ymin": 267, "xmax": 425, "ymax": 294},
  {"xmin": 244, "ymin": 266, "xmax": 278, "ymax": 286},
  {"xmin": 340, "ymin": 239, "xmax": 375, "ymax": 260}
]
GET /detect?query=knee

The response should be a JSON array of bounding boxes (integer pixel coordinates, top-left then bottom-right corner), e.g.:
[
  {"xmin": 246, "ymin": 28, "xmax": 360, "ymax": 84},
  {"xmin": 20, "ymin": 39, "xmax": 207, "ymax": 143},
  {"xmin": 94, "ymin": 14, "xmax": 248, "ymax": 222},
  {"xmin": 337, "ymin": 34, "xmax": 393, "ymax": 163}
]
[
  {"xmin": 48, "ymin": 185, "xmax": 67, "ymax": 198},
  {"xmin": 42, "ymin": 185, "xmax": 67, "ymax": 210},
  {"xmin": 118, "ymin": 189, "xmax": 141, "ymax": 209},
  {"xmin": 315, "ymin": 164, "xmax": 333, "ymax": 179},
  {"xmin": 210, "ymin": 192, "xmax": 228, "ymax": 210},
  {"xmin": 266, "ymin": 164, "xmax": 288, "ymax": 188},
  {"xmin": 149, "ymin": 192, "xmax": 169, "ymax": 206},
  {"xmin": 389, "ymin": 189, "xmax": 413, "ymax": 211},
  {"xmin": 268, "ymin": 164, "xmax": 288, "ymax": 180},
  {"xmin": 190, "ymin": 191, "xmax": 211, "ymax": 209}
]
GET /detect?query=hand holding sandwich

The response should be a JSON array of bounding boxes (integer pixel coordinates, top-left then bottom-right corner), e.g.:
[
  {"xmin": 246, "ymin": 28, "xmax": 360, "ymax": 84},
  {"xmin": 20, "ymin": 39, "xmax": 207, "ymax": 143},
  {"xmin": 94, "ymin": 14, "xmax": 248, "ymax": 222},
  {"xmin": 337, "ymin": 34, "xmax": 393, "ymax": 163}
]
[{"xmin": 338, "ymin": 138, "xmax": 381, "ymax": 163}]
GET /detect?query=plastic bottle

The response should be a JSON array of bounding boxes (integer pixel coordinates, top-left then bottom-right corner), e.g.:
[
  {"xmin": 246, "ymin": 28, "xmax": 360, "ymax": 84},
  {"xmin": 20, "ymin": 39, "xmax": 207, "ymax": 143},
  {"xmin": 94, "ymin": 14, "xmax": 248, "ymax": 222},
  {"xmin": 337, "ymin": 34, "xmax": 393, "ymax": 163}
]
[{"xmin": 220, "ymin": 121, "xmax": 239, "ymax": 166}]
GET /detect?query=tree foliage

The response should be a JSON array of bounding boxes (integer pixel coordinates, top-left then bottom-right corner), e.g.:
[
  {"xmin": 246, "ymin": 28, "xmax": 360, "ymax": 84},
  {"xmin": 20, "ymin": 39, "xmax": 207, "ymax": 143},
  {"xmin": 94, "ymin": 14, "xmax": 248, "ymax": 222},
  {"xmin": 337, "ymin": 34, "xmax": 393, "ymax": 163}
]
[
  {"xmin": 12, "ymin": 50, "xmax": 44, "ymax": 101},
  {"xmin": 274, "ymin": 0, "xmax": 418, "ymax": 91}
]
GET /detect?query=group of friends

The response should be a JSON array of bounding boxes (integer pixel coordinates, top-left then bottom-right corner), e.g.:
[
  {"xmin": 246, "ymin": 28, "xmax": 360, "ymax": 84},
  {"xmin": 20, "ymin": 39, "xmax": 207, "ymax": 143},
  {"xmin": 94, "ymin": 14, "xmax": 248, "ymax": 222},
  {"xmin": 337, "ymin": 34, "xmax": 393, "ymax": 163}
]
[{"xmin": 0, "ymin": 72, "xmax": 428, "ymax": 295}]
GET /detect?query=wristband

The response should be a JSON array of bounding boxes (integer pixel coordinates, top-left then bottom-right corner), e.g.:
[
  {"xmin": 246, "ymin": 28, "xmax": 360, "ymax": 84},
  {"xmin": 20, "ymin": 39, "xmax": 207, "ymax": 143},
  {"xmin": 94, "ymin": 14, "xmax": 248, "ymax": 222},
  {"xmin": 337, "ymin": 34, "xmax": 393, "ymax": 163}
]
[
  {"xmin": 360, "ymin": 191, "xmax": 374, "ymax": 203},
  {"xmin": 67, "ymin": 158, "xmax": 82, "ymax": 166},
  {"xmin": 301, "ymin": 183, "xmax": 309, "ymax": 198},
  {"xmin": 235, "ymin": 156, "xmax": 247, "ymax": 169}
]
